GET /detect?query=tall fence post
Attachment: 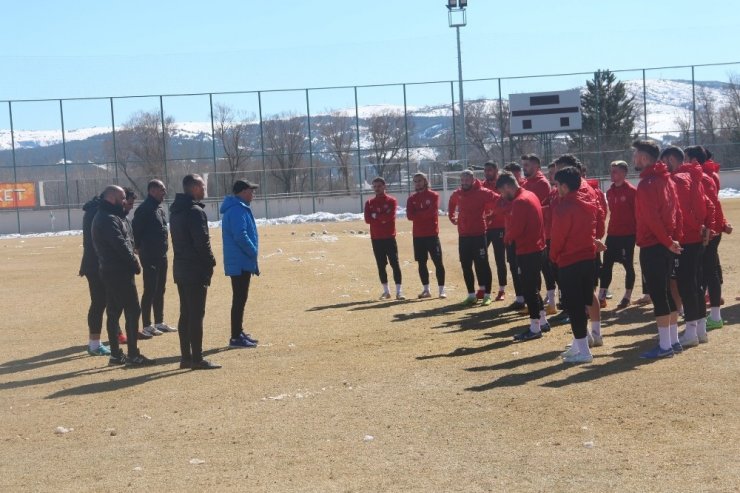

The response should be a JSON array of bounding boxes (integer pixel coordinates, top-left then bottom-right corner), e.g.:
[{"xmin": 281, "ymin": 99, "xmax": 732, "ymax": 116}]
[
  {"xmin": 691, "ymin": 65, "xmax": 698, "ymax": 145},
  {"xmin": 497, "ymin": 78, "xmax": 505, "ymax": 164},
  {"xmin": 59, "ymin": 100, "xmax": 72, "ymax": 229},
  {"xmin": 159, "ymin": 96, "xmax": 169, "ymax": 189},
  {"xmin": 8, "ymin": 102, "xmax": 20, "ymax": 234},
  {"xmin": 403, "ymin": 83, "xmax": 411, "ymax": 196},
  {"xmin": 109, "ymin": 97, "xmax": 119, "ymax": 183},
  {"xmin": 594, "ymin": 71, "xmax": 603, "ymax": 173},
  {"xmin": 257, "ymin": 91, "xmax": 269, "ymax": 219},
  {"xmin": 305, "ymin": 89, "xmax": 316, "ymax": 213},
  {"xmin": 209, "ymin": 93, "xmax": 220, "ymax": 220},
  {"xmin": 354, "ymin": 86, "xmax": 363, "ymax": 213},
  {"xmin": 642, "ymin": 69, "xmax": 648, "ymax": 138},
  {"xmin": 450, "ymin": 81, "xmax": 457, "ymax": 161}
]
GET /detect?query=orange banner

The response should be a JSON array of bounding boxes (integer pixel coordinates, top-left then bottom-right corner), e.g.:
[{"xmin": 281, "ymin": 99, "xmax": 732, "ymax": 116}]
[{"xmin": 0, "ymin": 182, "xmax": 37, "ymax": 209}]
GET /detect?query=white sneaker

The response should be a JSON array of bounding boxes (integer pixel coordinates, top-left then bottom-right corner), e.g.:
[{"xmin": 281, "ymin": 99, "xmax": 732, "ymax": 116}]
[
  {"xmin": 698, "ymin": 333, "xmax": 709, "ymax": 344},
  {"xmin": 591, "ymin": 334, "xmax": 603, "ymax": 347},
  {"xmin": 418, "ymin": 291, "xmax": 432, "ymax": 299},
  {"xmin": 143, "ymin": 325, "xmax": 163, "ymax": 336},
  {"xmin": 565, "ymin": 333, "xmax": 595, "ymax": 349},
  {"xmin": 678, "ymin": 333, "xmax": 699, "ymax": 348},
  {"xmin": 396, "ymin": 293, "xmax": 407, "ymax": 300},
  {"xmin": 560, "ymin": 345, "xmax": 579, "ymax": 358},
  {"xmin": 379, "ymin": 292, "xmax": 391, "ymax": 300},
  {"xmin": 155, "ymin": 323, "xmax": 177, "ymax": 333},
  {"xmin": 439, "ymin": 290, "xmax": 447, "ymax": 299},
  {"xmin": 563, "ymin": 352, "xmax": 593, "ymax": 364}
]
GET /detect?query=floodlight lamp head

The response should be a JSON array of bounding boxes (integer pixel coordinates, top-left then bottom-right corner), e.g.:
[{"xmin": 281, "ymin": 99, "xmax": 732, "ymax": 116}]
[
  {"xmin": 459, "ymin": 0, "xmax": 468, "ymax": 7},
  {"xmin": 447, "ymin": 0, "xmax": 457, "ymax": 10}
]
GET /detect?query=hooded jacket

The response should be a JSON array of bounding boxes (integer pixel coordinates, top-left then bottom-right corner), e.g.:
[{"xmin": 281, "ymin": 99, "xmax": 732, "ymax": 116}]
[
  {"xmin": 635, "ymin": 161, "xmax": 680, "ymax": 248},
  {"xmin": 606, "ymin": 181, "xmax": 637, "ymax": 237},
  {"xmin": 448, "ymin": 180, "xmax": 497, "ymax": 237},
  {"xmin": 699, "ymin": 160, "xmax": 726, "ymax": 232},
  {"xmin": 79, "ymin": 196, "xmax": 102, "ymax": 276},
  {"xmin": 220, "ymin": 195, "xmax": 260, "ymax": 276},
  {"xmin": 504, "ymin": 187, "xmax": 545, "ymax": 255},
  {"xmin": 481, "ymin": 179, "xmax": 507, "ymax": 230},
  {"xmin": 91, "ymin": 199, "xmax": 140, "ymax": 276},
  {"xmin": 169, "ymin": 193, "xmax": 216, "ymax": 285},
  {"xmin": 132, "ymin": 194, "xmax": 169, "ymax": 260},
  {"xmin": 550, "ymin": 189, "xmax": 598, "ymax": 268},
  {"xmin": 672, "ymin": 163, "xmax": 709, "ymax": 244}
]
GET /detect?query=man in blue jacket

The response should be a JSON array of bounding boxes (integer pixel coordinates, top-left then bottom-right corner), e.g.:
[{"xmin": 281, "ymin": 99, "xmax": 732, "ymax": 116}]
[{"xmin": 221, "ymin": 179, "xmax": 261, "ymax": 349}]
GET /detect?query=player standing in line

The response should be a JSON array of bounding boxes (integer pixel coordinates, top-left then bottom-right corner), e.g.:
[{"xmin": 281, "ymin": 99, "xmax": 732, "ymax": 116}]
[
  {"xmin": 448, "ymin": 169, "xmax": 496, "ymax": 306},
  {"xmin": 406, "ymin": 173, "xmax": 446, "ymax": 299},
  {"xmin": 598, "ymin": 161, "xmax": 637, "ymax": 310},
  {"xmin": 502, "ymin": 162, "xmax": 525, "ymax": 312},
  {"xmin": 632, "ymin": 140, "xmax": 683, "ymax": 359},
  {"xmin": 496, "ymin": 171, "xmax": 549, "ymax": 341},
  {"xmin": 365, "ymin": 177, "xmax": 405, "ymax": 300},
  {"xmin": 480, "ymin": 162, "xmax": 508, "ymax": 301}
]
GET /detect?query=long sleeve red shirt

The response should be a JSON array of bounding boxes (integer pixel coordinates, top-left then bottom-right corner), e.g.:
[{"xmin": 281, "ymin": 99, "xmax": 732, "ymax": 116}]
[
  {"xmin": 504, "ymin": 188, "xmax": 545, "ymax": 255},
  {"xmin": 698, "ymin": 160, "xmax": 727, "ymax": 232},
  {"xmin": 672, "ymin": 164, "xmax": 709, "ymax": 244},
  {"xmin": 606, "ymin": 181, "xmax": 637, "ymax": 236},
  {"xmin": 635, "ymin": 162, "xmax": 679, "ymax": 249},
  {"xmin": 448, "ymin": 181, "xmax": 497, "ymax": 237},
  {"xmin": 550, "ymin": 190, "xmax": 598, "ymax": 268},
  {"xmin": 481, "ymin": 179, "xmax": 506, "ymax": 230},
  {"xmin": 364, "ymin": 194, "xmax": 397, "ymax": 240},
  {"xmin": 406, "ymin": 188, "xmax": 439, "ymax": 238}
]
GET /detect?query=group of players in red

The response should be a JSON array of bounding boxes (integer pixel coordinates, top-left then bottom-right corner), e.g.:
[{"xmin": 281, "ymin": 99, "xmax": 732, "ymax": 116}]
[{"xmin": 364, "ymin": 140, "xmax": 730, "ymax": 363}]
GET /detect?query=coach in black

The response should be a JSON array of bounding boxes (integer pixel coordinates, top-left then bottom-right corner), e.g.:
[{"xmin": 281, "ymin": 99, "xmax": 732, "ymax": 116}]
[
  {"xmin": 92, "ymin": 185, "xmax": 154, "ymax": 367},
  {"xmin": 133, "ymin": 179, "xmax": 177, "ymax": 337},
  {"xmin": 170, "ymin": 174, "xmax": 220, "ymax": 370}
]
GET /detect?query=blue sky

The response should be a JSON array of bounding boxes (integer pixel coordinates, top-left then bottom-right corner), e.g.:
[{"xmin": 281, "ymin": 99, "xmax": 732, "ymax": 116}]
[{"xmin": 2, "ymin": 0, "xmax": 739, "ymax": 128}]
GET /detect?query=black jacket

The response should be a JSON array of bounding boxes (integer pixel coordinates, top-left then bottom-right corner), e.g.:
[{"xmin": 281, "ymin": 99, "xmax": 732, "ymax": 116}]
[
  {"xmin": 91, "ymin": 199, "xmax": 140, "ymax": 276},
  {"xmin": 132, "ymin": 195, "xmax": 169, "ymax": 260},
  {"xmin": 79, "ymin": 196, "xmax": 101, "ymax": 276},
  {"xmin": 169, "ymin": 193, "xmax": 216, "ymax": 285}
]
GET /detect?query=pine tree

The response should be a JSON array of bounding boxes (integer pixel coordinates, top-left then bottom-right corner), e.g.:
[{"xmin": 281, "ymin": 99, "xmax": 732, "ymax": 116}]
[{"xmin": 570, "ymin": 70, "xmax": 638, "ymax": 175}]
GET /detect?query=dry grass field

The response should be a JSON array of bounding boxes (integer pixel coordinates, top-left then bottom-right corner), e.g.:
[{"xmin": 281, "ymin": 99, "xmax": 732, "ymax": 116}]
[{"xmin": 1, "ymin": 201, "xmax": 739, "ymax": 493}]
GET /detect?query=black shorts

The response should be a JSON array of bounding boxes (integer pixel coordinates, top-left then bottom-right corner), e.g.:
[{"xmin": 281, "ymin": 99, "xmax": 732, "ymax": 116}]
[
  {"xmin": 458, "ymin": 235, "xmax": 488, "ymax": 264},
  {"xmin": 413, "ymin": 236, "xmax": 443, "ymax": 262},
  {"xmin": 371, "ymin": 238, "xmax": 399, "ymax": 266}
]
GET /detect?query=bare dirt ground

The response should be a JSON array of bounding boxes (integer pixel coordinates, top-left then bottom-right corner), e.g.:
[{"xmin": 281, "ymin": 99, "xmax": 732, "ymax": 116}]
[{"xmin": 1, "ymin": 201, "xmax": 739, "ymax": 493}]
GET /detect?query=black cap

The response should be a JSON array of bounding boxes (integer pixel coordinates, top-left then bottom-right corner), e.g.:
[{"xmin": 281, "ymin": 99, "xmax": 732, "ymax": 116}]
[{"xmin": 233, "ymin": 179, "xmax": 259, "ymax": 194}]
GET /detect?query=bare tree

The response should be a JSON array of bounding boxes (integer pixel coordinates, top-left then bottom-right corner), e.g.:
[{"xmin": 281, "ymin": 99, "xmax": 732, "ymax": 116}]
[
  {"xmin": 262, "ymin": 113, "xmax": 309, "ymax": 194},
  {"xmin": 719, "ymin": 73, "xmax": 740, "ymax": 144},
  {"xmin": 696, "ymin": 86, "xmax": 719, "ymax": 143},
  {"xmin": 673, "ymin": 109, "xmax": 693, "ymax": 146},
  {"xmin": 111, "ymin": 110, "xmax": 174, "ymax": 196},
  {"xmin": 366, "ymin": 110, "xmax": 412, "ymax": 181},
  {"xmin": 213, "ymin": 103, "xmax": 256, "ymax": 176},
  {"xmin": 318, "ymin": 111, "xmax": 355, "ymax": 192}
]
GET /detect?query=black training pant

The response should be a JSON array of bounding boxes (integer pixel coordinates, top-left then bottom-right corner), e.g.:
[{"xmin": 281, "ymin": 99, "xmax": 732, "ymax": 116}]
[
  {"xmin": 140, "ymin": 256, "xmax": 167, "ymax": 327},
  {"xmin": 176, "ymin": 282, "xmax": 208, "ymax": 363},
  {"xmin": 558, "ymin": 260, "xmax": 595, "ymax": 340},
  {"xmin": 506, "ymin": 242, "xmax": 522, "ymax": 296},
  {"xmin": 84, "ymin": 271, "xmax": 107, "ymax": 336},
  {"xmin": 413, "ymin": 236, "xmax": 446, "ymax": 286},
  {"xmin": 230, "ymin": 271, "xmax": 252, "ymax": 340},
  {"xmin": 702, "ymin": 235, "xmax": 722, "ymax": 307},
  {"xmin": 639, "ymin": 244, "xmax": 676, "ymax": 317},
  {"xmin": 458, "ymin": 235, "xmax": 492, "ymax": 294},
  {"xmin": 101, "ymin": 272, "xmax": 141, "ymax": 357},
  {"xmin": 486, "ymin": 228, "xmax": 507, "ymax": 288},
  {"xmin": 600, "ymin": 235, "xmax": 636, "ymax": 291},
  {"xmin": 517, "ymin": 250, "xmax": 545, "ymax": 320},
  {"xmin": 542, "ymin": 239, "xmax": 557, "ymax": 291},
  {"xmin": 676, "ymin": 242, "xmax": 705, "ymax": 322},
  {"xmin": 371, "ymin": 238, "xmax": 402, "ymax": 285}
]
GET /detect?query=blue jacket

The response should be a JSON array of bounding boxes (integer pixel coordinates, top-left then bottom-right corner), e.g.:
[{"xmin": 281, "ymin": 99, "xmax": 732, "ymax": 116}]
[{"xmin": 220, "ymin": 195, "xmax": 260, "ymax": 276}]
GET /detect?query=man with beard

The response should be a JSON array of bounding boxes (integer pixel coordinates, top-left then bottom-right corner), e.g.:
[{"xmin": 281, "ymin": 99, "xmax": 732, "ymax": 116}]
[
  {"xmin": 480, "ymin": 162, "xmax": 508, "ymax": 301},
  {"xmin": 170, "ymin": 174, "xmax": 220, "ymax": 370},
  {"xmin": 496, "ymin": 171, "xmax": 549, "ymax": 340},
  {"xmin": 406, "ymin": 173, "xmax": 446, "ymax": 299},
  {"xmin": 632, "ymin": 140, "xmax": 682, "ymax": 359},
  {"xmin": 365, "ymin": 177, "xmax": 405, "ymax": 300},
  {"xmin": 448, "ymin": 169, "xmax": 495, "ymax": 306},
  {"xmin": 92, "ymin": 186, "xmax": 153, "ymax": 366}
]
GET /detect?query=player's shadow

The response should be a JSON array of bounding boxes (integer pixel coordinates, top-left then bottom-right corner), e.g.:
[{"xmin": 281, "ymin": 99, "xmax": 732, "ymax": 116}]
[
  {"xmin": 463, "ymin": 350, "xmax": 568, "ymax": 391},
  {"xmin": 0, "ymin": 346, "xmax": 90, "ymax": 377},
  {"xmin": 416, "ymin": 338, "xmax": 517, "ymax": 360},
  {"xmin": 44, "ymin": 348, "xmax": 229, "ymax": 399},
  {"xmin": 431, "ymin": 308, "xmax": 524, "ymax": 334},
  {"xmin": 306, "ymin": 300, "xmax": 379, "ymax": 311},
  {"xmin": 392, "ymin": 303, "xmax": 499, "ymax": 323}
]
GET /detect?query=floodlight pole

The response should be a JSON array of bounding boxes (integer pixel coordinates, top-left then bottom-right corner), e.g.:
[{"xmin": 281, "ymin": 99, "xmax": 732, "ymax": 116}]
[{"xmin": 448, "ymin": 3, "xmax": 468, "ymax": 165}]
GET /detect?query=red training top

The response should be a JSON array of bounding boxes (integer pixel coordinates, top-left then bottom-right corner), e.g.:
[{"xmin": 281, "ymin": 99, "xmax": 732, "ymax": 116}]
[
  {"xmin": 578, "ymin": 180, "xmax": 606, "ymax": 239},
  {"xmin": 448, "ymin": 180, "xmax": 497, "ymax": 237},
  {"xmin": 698, "ymin": 160, "xmax": 727, "ymax": 232},
  {"xmin": 550, "ymin": 190, "xmax": 598, "ymax": 268},
  {"xmin": 406, "ymin": 188, "xmax": 440, "ymax": 238},
  {"xmin": 481, "ymin": 179, "xmax": 506, "ymax": 230},
  {"xmin": 504, "ymin": 188, "xmax": 545, "ymax": 255},
  {"xmin": 672, "ymin": 163, "xmax": 708, "ymax": 244},
  {"xmin": 606, "ymin": 181, "xmax": 637, "ymax": 236},
  {"xmin": 364, "ymin": 193, "xmax": 397, "ymax": 240},
  {"xmin": 635, "ymin": 161, "xmax": 680, "ymax": 249}
]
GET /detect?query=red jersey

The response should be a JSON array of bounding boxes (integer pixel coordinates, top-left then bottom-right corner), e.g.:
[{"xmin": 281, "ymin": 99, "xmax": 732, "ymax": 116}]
[
  {"xmin": 406, "ymin": 188, "xmax": 439, "ymax": 238},
  {"xmin": 504, "ymin": 188, "xmax": 545, "ymax": 255},
  {"xmin": 635, "ymin": 162, "xmax": 680, "ymax": 248},
  {"xmin": 579, "ymin": 180, "xmax": 606, "ymax": 239},
  {"xmin": 672, "ymin": 163, "xmax": 708, "ymax": 244},
  {"xmin": 481, "ymin": 179, "xmax": 506, "ymax": 230},
  {"xmin": 448, "ymin": 180, "xmax": 497, "ymax": 237},
  {"xmin": 699, "ymin": 160, "xmax": 726, "ymax": 232},
  {"xmin": 523, "ymin": 170, "xmax": 552, "ymax": 205},
  {"xmin": 550, "ymin": 190, "xmax": 598, "ymax": 268},
  {"xmin": 364, "ymin": 193, "xmax": 397, "ymax": 240},
  {"xmin": 606, "ymin": 181, "xmax": 637, "ymax": 236}
]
